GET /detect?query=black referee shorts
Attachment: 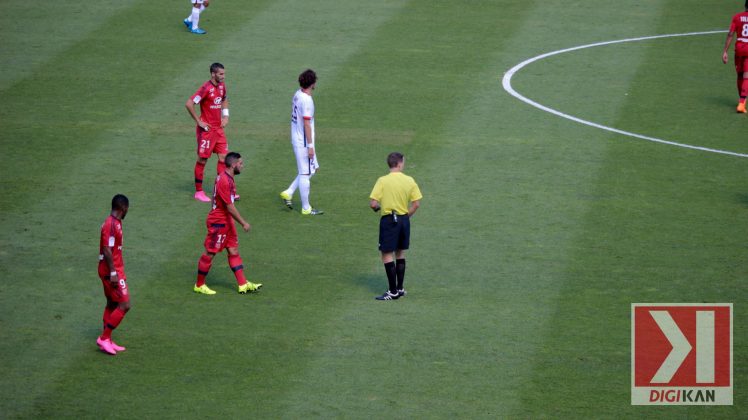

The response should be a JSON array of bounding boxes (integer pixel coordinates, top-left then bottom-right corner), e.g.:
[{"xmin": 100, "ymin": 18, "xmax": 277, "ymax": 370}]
[{"xmin": 378, "ymin": 214, "xmax": 410, "ymax": 253}]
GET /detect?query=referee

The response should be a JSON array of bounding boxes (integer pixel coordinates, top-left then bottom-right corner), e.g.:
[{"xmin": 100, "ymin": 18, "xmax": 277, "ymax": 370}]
[{"xmin": 369, "ymin": 152, "xmax": 422, "ymax": 300}]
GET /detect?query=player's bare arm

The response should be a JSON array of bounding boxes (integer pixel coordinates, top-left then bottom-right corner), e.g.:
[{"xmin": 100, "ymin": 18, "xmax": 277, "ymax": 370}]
[
  {"xmin": 226, "ymin": 203, "xmax": 251, "ymax": 232},
  {"xmin": 408, "ymin": 200, "xmax": 420, "ymax": 217},
  {"xmin": 723, "ymin": 31, "xmax": 735, "ymax": 64},
  {"xmin": 101, "ymin": 246, "xmax": 119, "ymax": 285},
  {"xmin": 221, "ymin": 98, "xmax": 230, "ymax": 128},
  {"xmin": 304, "ymin": 119, "xmax": 315, "ymax": 158},
  {"xmin": 185, "ymin": 99, "xmax": 209, "ymax": 131}
]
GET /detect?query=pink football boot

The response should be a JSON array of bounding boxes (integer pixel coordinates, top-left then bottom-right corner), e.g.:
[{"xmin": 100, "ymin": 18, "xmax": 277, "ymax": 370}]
[
  {"xmin": 96, "ymin": 337, "xmax": 117, "ymax": 355},
  {"xmin": 194, "ymin": 191, "xmax": 211, "ymax": 202}
]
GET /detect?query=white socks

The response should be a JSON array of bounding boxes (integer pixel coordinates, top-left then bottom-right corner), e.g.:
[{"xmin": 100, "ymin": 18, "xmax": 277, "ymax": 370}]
[
  {"xmin": 188, "ymin": 6, "xmax": 203, "ymax": 30},
  {"xmin": 286, "ymin": 174, "xmax": 312, "ymax": 211},
  {"xmin": 285, "ymin": 176, "xmax": 300, "ymax": 196},
  {"xmin": 299, "ymin": 175, "xmax": 311, "ymax": 211}
]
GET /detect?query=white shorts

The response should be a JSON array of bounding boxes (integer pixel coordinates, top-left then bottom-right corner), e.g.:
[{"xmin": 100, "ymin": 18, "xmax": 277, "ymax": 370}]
[
  {"xmin": 293, "ymin": 145, "xmax": 319, "ymax": 176},
  {"xmin": 191, "ymin": 0, "xmax": 204, "ymax": 4}
]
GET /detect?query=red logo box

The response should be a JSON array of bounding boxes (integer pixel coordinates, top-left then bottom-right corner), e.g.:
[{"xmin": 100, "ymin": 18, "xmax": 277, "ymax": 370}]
[{"xmin": 631, "ymin": 303, "xmax": 732, "ymax": 405}]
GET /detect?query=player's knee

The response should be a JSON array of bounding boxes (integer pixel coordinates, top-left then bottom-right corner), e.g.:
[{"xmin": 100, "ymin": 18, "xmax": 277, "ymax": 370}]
[
  {"xmin": 227, "ymin": 247, "xmax": 239, "ymax": 255},
  {"xmin": 120, "ymin": 301, "xmax": 131, "ymax": 312}
]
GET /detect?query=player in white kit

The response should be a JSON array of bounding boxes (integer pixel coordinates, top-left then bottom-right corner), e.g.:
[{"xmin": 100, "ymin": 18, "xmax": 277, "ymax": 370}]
[
  {"xmin": 183, "ymin": 0, "xmax": 209, "ymax": 35},
  {"xmin": 280, "ymin": 69, "xmax": 323, "ymax": 215}
]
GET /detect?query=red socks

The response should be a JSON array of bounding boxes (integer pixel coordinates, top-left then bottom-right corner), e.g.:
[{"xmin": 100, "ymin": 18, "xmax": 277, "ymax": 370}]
[
  {"xmin": 217, "ymin": 160, "xmax": 226, "ymax": 175},
  {"xmin": 102, "ymin": 307, "xmax": 126, "ymax": 339},
  {"xmin": 740, "ymin": 75, "xmax": 748, "ymax": 100},
  {"xmin": 103, "ymin": 306, "xmax": 112, "ymax": 331},
  {"xmin": 196, "ymin": 254, "xmax": 213, "ymax": 287},
  {"xmin": 228, "ymin": 254, "xmax": 247, "ymax": 286},
  {"xmin": 195, "ymin": 161, "xmax": 206, "ymax": 192},
  {"xmin": 196, "ymin": 254, "xmax": 248, "ymax": 287}
]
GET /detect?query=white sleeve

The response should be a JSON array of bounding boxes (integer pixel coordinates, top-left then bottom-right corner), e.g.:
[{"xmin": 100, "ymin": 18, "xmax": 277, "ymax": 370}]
[{"xmin": 302, "ymin": 95, "xmax": 314, "ymax": 119}]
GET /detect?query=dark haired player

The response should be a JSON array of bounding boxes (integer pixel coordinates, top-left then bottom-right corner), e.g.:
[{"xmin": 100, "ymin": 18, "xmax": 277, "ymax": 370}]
[
  {"xmin": 369, "ymin": 153, "xmax": 422, "ymax": 300},
  {"xmin": 97, "ymin": 194, "xmax": 131, "ymax": 355},
  {"xmin": 186, "ymin": 62, "xmax": 233, "ymax": 202},
  {"xmin": 194, "ymin": 152, "xmax": 262, "ymax": 294},
  {"xmin": 279, "ymin": 69, "xmax": 324, "ymax": 215},
  {"xmin": 722, "ymin": 0, "xmax": 748, "ymax": 113}
]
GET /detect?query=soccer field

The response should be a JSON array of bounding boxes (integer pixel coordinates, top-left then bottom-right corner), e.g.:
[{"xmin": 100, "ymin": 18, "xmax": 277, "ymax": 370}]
[{"xmin": 1, "ymin": 0, "xmax": 746, "ymax": 417}]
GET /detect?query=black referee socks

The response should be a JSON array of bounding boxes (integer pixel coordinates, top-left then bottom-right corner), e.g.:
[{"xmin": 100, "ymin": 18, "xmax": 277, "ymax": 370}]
[{"xmin": 384, "ymin": 261, "xmax": 397, "ymax": 294}]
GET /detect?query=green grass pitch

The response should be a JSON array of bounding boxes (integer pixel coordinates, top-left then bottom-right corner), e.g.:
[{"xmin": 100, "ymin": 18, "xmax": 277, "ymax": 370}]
[{"xmin": 0, "ymin": 0, "xmax": 746, "ymax": 417}]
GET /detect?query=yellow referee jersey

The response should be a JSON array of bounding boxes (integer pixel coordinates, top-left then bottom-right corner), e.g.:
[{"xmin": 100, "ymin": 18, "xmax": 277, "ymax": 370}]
[{"xmin": 369, "ymin": 172, "xmax": 422, "ymax": 216}]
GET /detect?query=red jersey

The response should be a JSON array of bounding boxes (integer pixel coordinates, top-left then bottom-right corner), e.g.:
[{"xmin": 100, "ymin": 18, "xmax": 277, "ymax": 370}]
[
  {"xmin": 207, "ymin": 171, "xmax": 237, "ymax": 224},
  {"xmin": 190, "ymin": 80, "xmax": 227, "ymax": 127},
  {"xmin": 729, "ymin": 11, "xmax": 748, "ymax": 55},
  {"xmin": 99, "ymin": 215, "xmax": 124, "ymax": 273}
]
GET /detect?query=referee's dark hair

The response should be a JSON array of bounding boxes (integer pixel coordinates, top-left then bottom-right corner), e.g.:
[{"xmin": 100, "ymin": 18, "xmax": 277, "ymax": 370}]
[
  {"xmin": 210, "ymin": 62, "xmax": 225, "ymax": 74},
  {"xmin": 387, "ymin": 152, "xmax": 404, "ymax": 168},
  {"xmin": 298, "ymin": 69, "xmax": 317, "ymax": 89},
  {"xmin": 111, "ymin": 194, "xmax": 129, "ymax": 210}
]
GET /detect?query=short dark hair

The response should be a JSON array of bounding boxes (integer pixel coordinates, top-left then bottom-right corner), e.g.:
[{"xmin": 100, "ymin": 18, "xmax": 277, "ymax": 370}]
[
  {"xmin": 210, "ymin": 62, "xmax": 224, "ymax": 74},
  {"xmin": 111, "ymin": 194, "xmax": 129, "ymax": 210},
  {"xmin": 225, "ymin": 151, "xmax": 241, "ymax": 167},
  {"xmin": 387, "ymin": 152, "xmax": 404, "ymax": 168},
  {"xmin": 298, "ymin": 69, "xmax": 317, "ymax": 89}
]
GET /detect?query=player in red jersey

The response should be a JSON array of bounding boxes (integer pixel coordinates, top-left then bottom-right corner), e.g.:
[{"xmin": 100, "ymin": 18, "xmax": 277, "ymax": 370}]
[
  {"xmin": 97, "ymin": 194, "xmax": 131, "ymax": 355},
  {"xmin": 193, "ymin": 152, "xmax": 262, "ymax": 295},
  {"xmin": 186, "ymin": 62, "xmax": 232, "ymax": 202},
  {"xmin": 722, "ymin": 0, "xmax": 748, "ymax": 113}
]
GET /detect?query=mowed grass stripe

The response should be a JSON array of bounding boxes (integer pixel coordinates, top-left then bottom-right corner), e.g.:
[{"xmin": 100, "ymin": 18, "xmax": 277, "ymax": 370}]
[
  {"xmin": 512, "ymin": 0, "xmax": 747, "ymax": 416},
  {"xmin": 7, "ymin": 1, "xmax": 413, "ymax": 418},
  {"xmin": 260, "ymin": 1, "xmax": 546, "ymax": 417},
  {"xmin": 0, "ymin": 1, "xmax": 282, "ymax": 417},
  {"xmin": 0, "ymin": 0, "xmax": 139, "ymax": 91},
  {"xmin": 0, "ymin": 0, "xmax": 275, "ymax": 209}
]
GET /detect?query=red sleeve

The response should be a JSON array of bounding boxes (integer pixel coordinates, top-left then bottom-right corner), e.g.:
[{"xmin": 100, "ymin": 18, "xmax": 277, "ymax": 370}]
[
  {"xmin": 100, "ymin": 218, "xmax": 115, "ymax": 248},
  {"xmin": 191, "ymin": 83, "xmax": 207, "ymax": 103},
  {"xmin": 216, "ymin": 177, "xmax": 233, "ymax": 206},
  {"xmin": 100, "ymin": 219, "xmax": 108, "ymax": 248}
]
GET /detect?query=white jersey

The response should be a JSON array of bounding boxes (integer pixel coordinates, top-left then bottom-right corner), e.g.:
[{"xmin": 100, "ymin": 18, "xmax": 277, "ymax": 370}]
[{"xmin": 291, "ymin": 89, "xmax": 315, "ymax": 148}]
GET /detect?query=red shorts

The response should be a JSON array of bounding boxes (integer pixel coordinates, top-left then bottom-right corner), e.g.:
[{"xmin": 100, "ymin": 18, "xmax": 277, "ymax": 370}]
[
  {"xmin": 204, "ymin": 219, "xmax": 238, "ymax": 253},
  {"xmin": 98, "ymin": 265, "xmax": 130, "ymax": 303},
  {"xmin": 735, "ymin": 54, "xmax": 748, "ymax": 74},
  {"xmin": 196, "ymin": 126, "xmax": 228, "ymax": 159}
]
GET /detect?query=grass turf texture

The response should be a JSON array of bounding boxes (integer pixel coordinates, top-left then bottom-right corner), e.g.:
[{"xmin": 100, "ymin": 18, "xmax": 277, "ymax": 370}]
[{"xmin": 1, "ymin": 0, "xmax": 746, "ymax": 417}]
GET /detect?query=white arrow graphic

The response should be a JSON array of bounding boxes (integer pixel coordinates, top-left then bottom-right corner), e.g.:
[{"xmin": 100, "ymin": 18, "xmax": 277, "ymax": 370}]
[{"xmin": 649, "ymin": 311, "xmax": 692, "ymax": 383}]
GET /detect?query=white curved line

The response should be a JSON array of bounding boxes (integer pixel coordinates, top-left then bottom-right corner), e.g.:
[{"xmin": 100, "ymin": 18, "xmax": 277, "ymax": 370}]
[{"xmin": 502, "ymin": 30, "xmax": 748, "ymax": 158}]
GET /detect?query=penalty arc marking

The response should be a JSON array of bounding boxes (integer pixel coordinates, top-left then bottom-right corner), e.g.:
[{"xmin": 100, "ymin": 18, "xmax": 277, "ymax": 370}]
[{"xmin": 502, "ymin": 31, "xmax": 748, "ymax": 159}]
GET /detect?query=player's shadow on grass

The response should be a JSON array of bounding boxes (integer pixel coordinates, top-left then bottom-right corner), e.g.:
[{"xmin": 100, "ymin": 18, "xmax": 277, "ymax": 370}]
[
  {"xmin": 357, "ymin": 273, "xmax": 385, "ymax": 294},
  {"xmin": 736, "ymin": 193, "xmax": 748, "ymax": 207},
  {"xmin": 707, "ymin": 96, "xmax": 739, "ymax": 109}
]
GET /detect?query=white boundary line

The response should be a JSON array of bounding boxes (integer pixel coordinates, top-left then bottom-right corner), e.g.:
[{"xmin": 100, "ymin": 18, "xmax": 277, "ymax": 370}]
[{"xmin": 502, "ymin": 30, "xmax": 748, "ymax": 158}]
